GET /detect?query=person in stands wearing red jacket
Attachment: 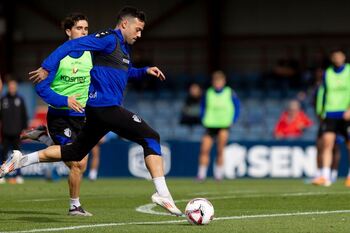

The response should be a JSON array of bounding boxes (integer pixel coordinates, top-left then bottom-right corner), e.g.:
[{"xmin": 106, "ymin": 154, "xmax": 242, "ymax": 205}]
[{"xmin": 274, "ymin": 100, "xmax": 313, "ymax": 139}]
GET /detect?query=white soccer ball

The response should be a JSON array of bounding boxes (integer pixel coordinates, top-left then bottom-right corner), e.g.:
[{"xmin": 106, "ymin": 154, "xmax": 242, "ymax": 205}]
[{"xmin": 185, "ymin": 198, "xmax": 214, "ymax": 225}]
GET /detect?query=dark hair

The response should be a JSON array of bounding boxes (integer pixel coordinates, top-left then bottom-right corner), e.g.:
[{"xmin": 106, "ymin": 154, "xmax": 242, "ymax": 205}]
[
  {"xmin": 61, "ymin": 13, "xmax": 88, "ymax": 32},
  {"xmin": 4, "ymin": 74, "xmax": 16, "ymax": 83},
  {"xmin": 116, "ymin": 6, "xmax": 146, "ymax": 25},
  {"xmin": 330, "ymin": 48, "xmax": 346, "ymax": 55},
  {"xmin": 212, "ymin": 70, "xmax": 226, "ymax": 80}
]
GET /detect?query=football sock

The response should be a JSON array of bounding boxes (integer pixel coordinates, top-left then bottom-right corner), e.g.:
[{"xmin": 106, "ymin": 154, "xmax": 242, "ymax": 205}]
[
  {"xmin": 70, "ymin": 198, "xmax": 81, "ymax": 209},
  {"xmin": 197, "ymin": 165, "xmax": 208, "ymax": 179},
  {"xmin": 153, "ymin": 176, "xmax": 170, "ymax": 197},
  {"xmin": 214, "ymin": 165, "xmax": 224, "ymax": 180},
  {"xmin": 21, "ymin": 152, "xmax": 39, "ymax": 167},
  {"xmin": 331, "ymin": 169, "xmax": 338, "ymax": 182},
  {"xmin": 315, "ymin": 168, "xmax": 321, "ymax": 178},
  {"xmin": 89, "ymin": 169, "xmax": 98, "ymax": 180},
  {"xmin": 322, "ymin": 167, "xmax": 330, "ymax": 180}
]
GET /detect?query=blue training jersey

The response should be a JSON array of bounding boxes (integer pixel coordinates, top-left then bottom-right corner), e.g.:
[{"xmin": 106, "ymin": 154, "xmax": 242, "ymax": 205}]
[{"xmin": 42, "ymin": 29, "xmax": 148, "ymax": 108}]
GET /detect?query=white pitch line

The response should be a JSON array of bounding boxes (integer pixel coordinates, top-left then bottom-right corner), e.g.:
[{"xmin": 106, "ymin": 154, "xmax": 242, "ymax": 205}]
[{"xmin": 1, "ymin": 210, "xmax": 350, "ymax": 233}]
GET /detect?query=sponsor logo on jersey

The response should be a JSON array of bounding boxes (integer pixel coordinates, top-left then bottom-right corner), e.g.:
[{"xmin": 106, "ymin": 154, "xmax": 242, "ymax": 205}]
[
  {"xmin": 60, "ymin": 75, "xmax": 87, "ymax": 83},
  {"xmin": 89, "ymin": 91, "xmax": 97, "ymax": 99},
  {"xmin": 132, "ymin": 114, "xmax": 141, "ymax": 123},
  {"xmin": 122, "ymin": 58, "xmax": 130, "ymax": 64}
]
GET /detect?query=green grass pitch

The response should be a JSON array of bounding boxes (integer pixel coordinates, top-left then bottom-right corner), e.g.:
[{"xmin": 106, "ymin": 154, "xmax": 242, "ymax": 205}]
[{"xmin": 0, "ymin": 178, "xmax": 349, "ymax": 232}]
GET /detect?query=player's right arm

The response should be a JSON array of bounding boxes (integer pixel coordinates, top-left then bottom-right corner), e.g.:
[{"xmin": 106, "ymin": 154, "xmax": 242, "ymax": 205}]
[
  {"xmin": 34, "ymin": 67, "xmax": 84, "ymax": 113},
  {"xmin": 29, "ymin": 32, "xmax": 117, "ymax": 80},
  {"xmin": 34, "ymin": 67, "xmax": 67, "ymax": 107}
]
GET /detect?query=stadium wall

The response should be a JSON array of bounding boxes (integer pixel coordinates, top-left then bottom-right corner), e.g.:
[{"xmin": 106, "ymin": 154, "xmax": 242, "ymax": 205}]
[{"xmin": 18, "ymin": 140, "xmax": 350, "ymax": 178}]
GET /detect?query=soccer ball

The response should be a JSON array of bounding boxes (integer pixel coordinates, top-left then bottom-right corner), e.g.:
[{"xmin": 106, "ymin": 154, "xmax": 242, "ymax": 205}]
[{"xmin": 185, "ymin": 198, "xmax": 214, "ymax": 225}]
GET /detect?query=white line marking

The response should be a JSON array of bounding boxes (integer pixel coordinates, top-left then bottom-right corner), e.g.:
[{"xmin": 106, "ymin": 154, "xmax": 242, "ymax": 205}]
[{"xmin": 2, "ymin": 210, "xmax": 350, "ymax": 233}]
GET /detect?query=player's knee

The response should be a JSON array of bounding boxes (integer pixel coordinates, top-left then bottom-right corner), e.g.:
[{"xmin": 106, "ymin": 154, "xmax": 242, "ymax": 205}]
[
  {"xmin": 143, "ymin": 135, "xmax": 161, "ymax": 157},
  {"xmin": 69, "ymin": 160, "xmax": 87, "ymax": 174},
  {"xmin": 78, "ymin": 157, "xmax": 88, "ymax": 173}
]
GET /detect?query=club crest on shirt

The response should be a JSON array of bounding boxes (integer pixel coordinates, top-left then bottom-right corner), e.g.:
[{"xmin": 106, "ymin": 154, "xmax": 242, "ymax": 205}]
[
  {"xmin": 132, "ymin": 114, "xmax": 141, "ymax": 123},
  {"xmin": 64, "ymin": 128, "xmax": 72, "ymax": 138},
  {"xmin": 72, "ymin": 67, "xmax": 78, "ymax": 74}
]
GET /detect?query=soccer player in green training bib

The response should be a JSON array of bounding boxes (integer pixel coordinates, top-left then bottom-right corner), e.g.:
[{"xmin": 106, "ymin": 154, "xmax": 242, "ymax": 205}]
[
  {"xmin": 197, "ymin": 71, "xmax": 240, "ymax": 181},
  {"xmin": 313, "ymin": 49, "xmax": 350, "ymax": 187},
  {"xmin": 29, "ymin": 13, "xmax": 92, "ymax": 216}
]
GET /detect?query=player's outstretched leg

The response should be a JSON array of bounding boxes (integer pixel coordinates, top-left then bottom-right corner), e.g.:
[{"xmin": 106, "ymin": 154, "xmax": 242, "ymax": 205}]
[
  {"xmin": 0, "ymin": 146, "xmax": 63, "ymax": 178},
  {"xmin": 145, "ymin": 155, "xmax": 183, "ymax": 216},
  {"xmin": 0, "ymin": 150, "xmax": 23, "ymax": 177}
]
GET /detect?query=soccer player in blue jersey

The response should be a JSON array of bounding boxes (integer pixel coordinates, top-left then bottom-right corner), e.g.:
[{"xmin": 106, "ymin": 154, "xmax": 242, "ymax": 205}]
[{"xmin": 0, "ymin": 6, "xmax": 182, "ymax": 216}]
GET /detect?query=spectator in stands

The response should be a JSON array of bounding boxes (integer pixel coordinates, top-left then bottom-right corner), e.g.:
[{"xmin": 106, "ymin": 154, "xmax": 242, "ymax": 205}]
[
  {"xmin": 180, "ymin": 83, "xmax": 202, "ymax": 127},
  {"xmin": 197, "ymin": 71, "xmax": 240, "ymax": 181},
  {"xmin": 0, "ymin": 78, "xmax": 28, "ymax": 184},
  {"xmin": 274, "ymin": 99, "xmax": 313, "ymax": 139}
]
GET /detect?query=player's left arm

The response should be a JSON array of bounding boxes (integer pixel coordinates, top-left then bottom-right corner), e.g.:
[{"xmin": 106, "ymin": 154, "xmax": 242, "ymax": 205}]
[
  {"xmin": 199, "ymin": 94, "xmax": 206, "ymax": 122},
  {"xmin": 232, "ymin": 91, "xmax": 240, "ymax": 123},
  {"xmin": 146, "ymin": 67, "xmax": 166, "ymax": 80},
  {"xmin": 128, "ymin": 64, "xmax": 165, "ymax": 81}
]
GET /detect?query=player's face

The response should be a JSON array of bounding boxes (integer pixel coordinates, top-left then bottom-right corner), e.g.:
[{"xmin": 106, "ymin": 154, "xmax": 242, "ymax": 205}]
[
  {"xmin": 66, "ymin": 20, "xmax": 89, "ymax": 40},
  {"xmin": 212, "ymin": 76, "xmax": 226, "ymax": 90},
  {"xmin": 123, "ymin": 18, "xmax": 145, "ymax": 44},
  {"xmin": 331, "ymin": 52, "xmax": 346, "ymax": 67},
  {"xmin": 8, "ymin": 80, "xmax": 17, "ymax": 96}
]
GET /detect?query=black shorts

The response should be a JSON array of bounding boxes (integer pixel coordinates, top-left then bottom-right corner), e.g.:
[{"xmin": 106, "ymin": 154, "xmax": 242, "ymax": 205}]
[
  {"xmin": 47, "ymin": 113, "xmax": 85, "ymax": 145},
  {"xmin": 61, "ymin": 106, "xmax": 160, "ymax": 161},
  {"xmin": 319, "ymin": 118, "xmax": 350, "ymax": 140},
  {"xmin": 205, "ymin": 127, "xmax": 229, "ymax": 137}
]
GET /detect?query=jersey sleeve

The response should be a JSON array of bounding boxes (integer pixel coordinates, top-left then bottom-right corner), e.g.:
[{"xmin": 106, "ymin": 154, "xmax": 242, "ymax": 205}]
[
  {"xmin": 232, "ymin": 92, "xmax": 240, "ymax": 123},
  {"xmin": 35, "ymin": 67, "xmax": 68, "ymax": 107},
  {"xmin": 315, "ymin": 85, "xmax": 325, "ymax": 117},
  {"xmin": 42, "ymin": 33, "xmax": 117, "ymax": 72},
  {"xmin": 128, "ymin": 60, "xmax": 149, "ymax": 80},
  {"xmin": 200, "ymin": 94, "xmax": 206, "ymax": 121}
]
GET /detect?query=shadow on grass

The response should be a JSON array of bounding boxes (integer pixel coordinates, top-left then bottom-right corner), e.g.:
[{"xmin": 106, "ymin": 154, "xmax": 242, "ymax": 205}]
[
  {"xmin": 15, "ymin": 216, "xmax": 62, "ymax": 223},
  {"xmin": 135, "ymin": 223, "xmax": 192, "ymax": 226},
  {"xmin": 0, "ymin": 210, "xmax": 60, "ymax": 215}
]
